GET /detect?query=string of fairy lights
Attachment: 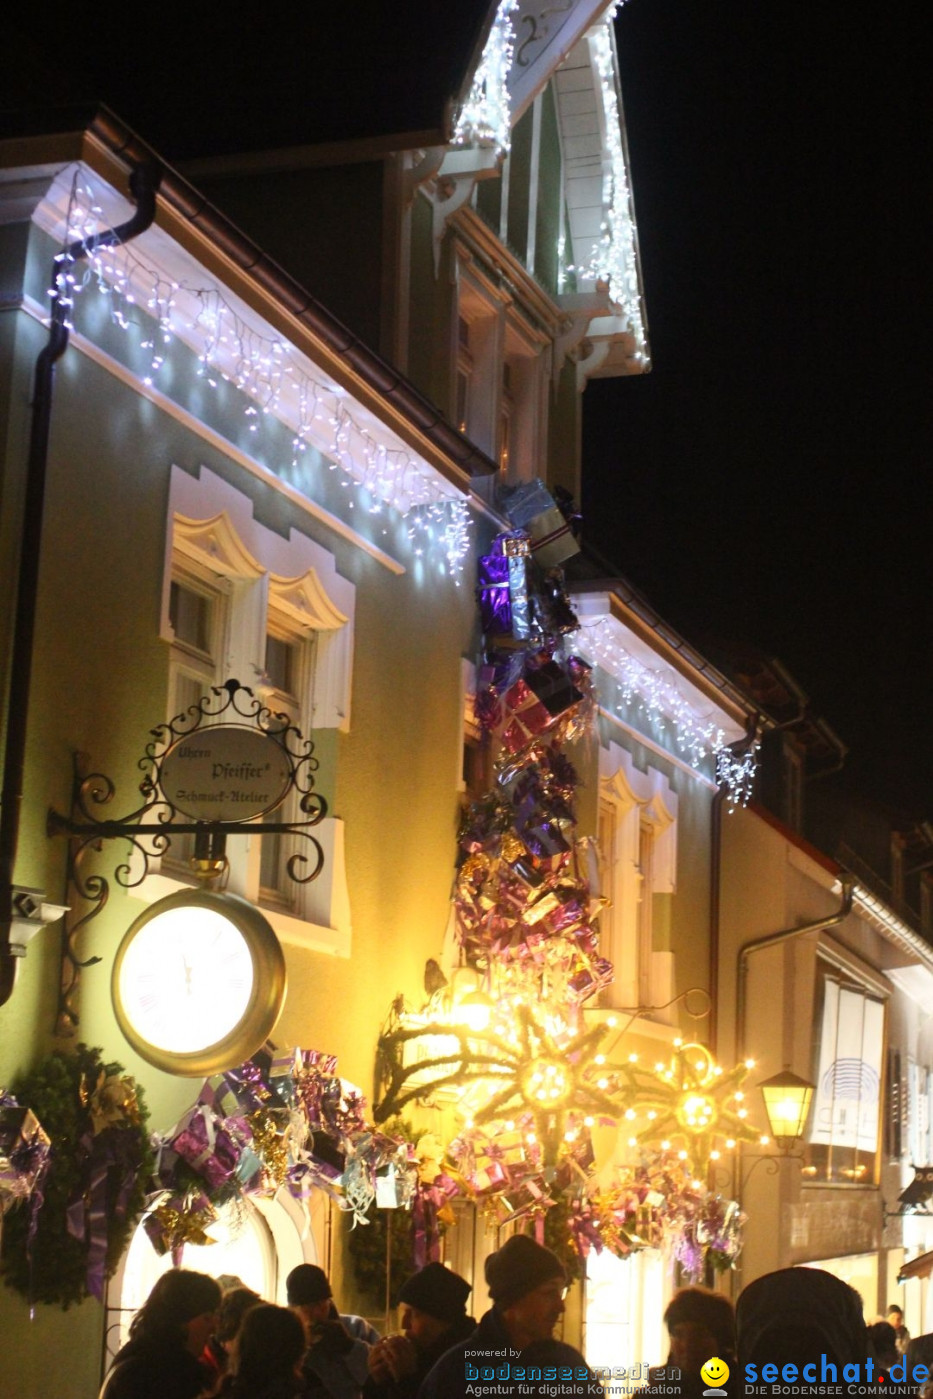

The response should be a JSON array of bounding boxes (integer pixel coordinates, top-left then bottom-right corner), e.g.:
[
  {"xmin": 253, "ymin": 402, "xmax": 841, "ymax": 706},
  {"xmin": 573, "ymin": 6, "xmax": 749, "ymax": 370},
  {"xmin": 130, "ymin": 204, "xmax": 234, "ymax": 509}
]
[
  {"xmin": 575, "ymin": 615, "xmax": 758, "ymax": 805},
  {"xmin": 451, "ymin": 0, "xmax": 646, "ymax": 361},
  {"xmin": 453, "ymin": 0, "xmax": 518, "ymax": 153},
  {"xmin": 583, "ymin": 18, "xmax": 648, "ymax": 361},
  {"xmin": 51, "ymin": 174, "xmax": 472, "ymax": 576}
]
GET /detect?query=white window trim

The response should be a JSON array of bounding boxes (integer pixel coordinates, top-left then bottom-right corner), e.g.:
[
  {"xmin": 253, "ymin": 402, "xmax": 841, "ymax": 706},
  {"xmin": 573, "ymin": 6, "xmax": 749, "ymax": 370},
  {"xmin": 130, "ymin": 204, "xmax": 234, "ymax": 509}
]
[
  {"xmin": 141, "ymin": 465, "xmax": 355, "ymax": 957},
  {"xmin": 451, "ymin": 244, "xmax": 549, "ymax": 483},
  {"xmin": 162, "ymin": 466, "xmax": 354, "ymax": 732},
  {"xmin": 598, "ymin": 741, "xmax": 678, "ymax": 1015}
]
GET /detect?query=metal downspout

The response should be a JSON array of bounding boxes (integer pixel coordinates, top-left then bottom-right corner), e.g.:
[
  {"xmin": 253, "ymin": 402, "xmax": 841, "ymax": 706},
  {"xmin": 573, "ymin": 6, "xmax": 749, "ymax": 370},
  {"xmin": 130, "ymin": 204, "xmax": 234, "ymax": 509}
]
[
  {"xmin": 735, "ymin": 875, "xmax": 854, "ymax": 1064},
  {"xmin": 708, "ymin": 715, "xmax": 760, "ymax": 1057},
  {"xmin": 0, "ymin": 162, "xmax": 160, "ymax": 1007}
]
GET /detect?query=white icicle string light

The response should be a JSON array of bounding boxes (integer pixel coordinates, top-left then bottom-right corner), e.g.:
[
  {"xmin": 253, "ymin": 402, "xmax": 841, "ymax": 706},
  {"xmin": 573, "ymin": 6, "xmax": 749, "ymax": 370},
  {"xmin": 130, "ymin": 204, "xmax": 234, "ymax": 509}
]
[
  {"xmin": 51, "ymin": 177, "xmax": 472, "ymax": 577},
  {"xmin": 578, "ymin": 616, "xmax": 759, "ymax": 805},
  {"xmin": 568, "ymin": 9, "xmax": 647, "ymax": 362},
  {"xmin": 715, "ymin": 743, "xmax": 760, "ymax": 811},
  {"xmin": 452, "ymin": 0, "xmax": 518, "ymax": 155}
]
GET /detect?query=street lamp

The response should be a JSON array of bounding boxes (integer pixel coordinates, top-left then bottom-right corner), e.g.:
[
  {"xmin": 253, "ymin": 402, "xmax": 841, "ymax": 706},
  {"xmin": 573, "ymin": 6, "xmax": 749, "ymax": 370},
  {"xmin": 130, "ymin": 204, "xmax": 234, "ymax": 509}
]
[{"xmin": 758, "ymin": 1068, "xmax": 815, "ymax": 1153}]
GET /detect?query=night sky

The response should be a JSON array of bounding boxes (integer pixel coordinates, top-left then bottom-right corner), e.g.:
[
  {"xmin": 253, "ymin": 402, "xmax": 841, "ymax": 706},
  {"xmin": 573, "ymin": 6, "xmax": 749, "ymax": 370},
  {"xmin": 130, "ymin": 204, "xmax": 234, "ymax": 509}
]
[{"xmin": 584, "ymin": 0, "xmax": 931, "ymax": 816}]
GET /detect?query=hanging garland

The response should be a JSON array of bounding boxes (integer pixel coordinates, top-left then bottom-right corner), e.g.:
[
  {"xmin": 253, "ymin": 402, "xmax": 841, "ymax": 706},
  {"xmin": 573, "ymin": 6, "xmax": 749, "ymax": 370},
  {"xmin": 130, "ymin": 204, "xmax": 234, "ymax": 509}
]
[
  {"xmin": 347, "ymin": 1119, "xmax": 419, "ymax": 1306},
  {"xmin": 0, "ymin": 1045, "xmax": 152, "ymax": 1309}
]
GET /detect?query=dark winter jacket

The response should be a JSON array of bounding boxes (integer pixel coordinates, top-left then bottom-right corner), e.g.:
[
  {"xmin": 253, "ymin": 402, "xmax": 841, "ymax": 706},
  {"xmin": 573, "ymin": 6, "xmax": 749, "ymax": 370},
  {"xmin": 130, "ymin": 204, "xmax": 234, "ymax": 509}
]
[
  {"xmin": 99, "ymin": 1336, "xmax": 209, "ymax": 1399},
  {"xmin": 417, "ymin": 1306, "xmax": 595, "ymax": 1399},
  {"xmin": 218, "ymin": 1374, "xmax": 303, "ymax": 1399}
]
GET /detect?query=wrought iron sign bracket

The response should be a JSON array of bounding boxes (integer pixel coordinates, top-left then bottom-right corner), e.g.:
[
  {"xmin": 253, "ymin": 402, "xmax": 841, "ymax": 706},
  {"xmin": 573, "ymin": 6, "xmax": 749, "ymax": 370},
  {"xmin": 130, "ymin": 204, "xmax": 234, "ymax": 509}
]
[
  {"xmin": 47, "ymin": 679, "xmax": 328, "ymax": 1036},
  {"xmin": 883, "ymin": 1204, "xmax": 933, "ymax": 1221}
]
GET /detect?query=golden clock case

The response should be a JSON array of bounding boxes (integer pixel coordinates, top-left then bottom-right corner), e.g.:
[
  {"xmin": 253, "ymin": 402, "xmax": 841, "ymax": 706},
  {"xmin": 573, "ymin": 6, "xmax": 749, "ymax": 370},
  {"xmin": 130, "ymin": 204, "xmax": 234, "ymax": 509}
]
[{"xmin": 111, "ymin": 888, "xmax": 287, "ymax": 1075}]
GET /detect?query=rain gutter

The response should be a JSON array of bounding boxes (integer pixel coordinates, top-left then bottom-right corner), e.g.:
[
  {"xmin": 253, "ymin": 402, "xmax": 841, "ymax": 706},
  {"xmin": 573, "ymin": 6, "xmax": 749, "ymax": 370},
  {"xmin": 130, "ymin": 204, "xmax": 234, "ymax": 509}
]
[
  {"xmin": 735, "ymin": 876, "xmax": 855, "ymax": 1064},
  {"xmin": 0, "ymin": 159, "xmax": 160, "ymax": 1006}
]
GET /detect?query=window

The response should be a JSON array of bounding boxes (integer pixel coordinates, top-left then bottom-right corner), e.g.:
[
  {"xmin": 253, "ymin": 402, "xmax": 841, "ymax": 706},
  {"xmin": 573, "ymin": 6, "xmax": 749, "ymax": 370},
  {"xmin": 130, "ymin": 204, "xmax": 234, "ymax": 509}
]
[
  {"xmin": 456, "ymin": 315, "xmax": 472, "ymax": 434},
  {"xmin": 596, "ymin": 742, "xmax": 677, "ymax": 1015},
  {"xmin": 886, "ymin": 1049, "xmax": 903, "ymax": 1163},
  {"xmin": 153, "ymin": 465, "xmax": 355, "ymax": 956},
  {"xmin": 804, "ymin": 970, "xmax": 885, "ymax": 1185},
  {"xmin": 452, "ymin": 246, "xmax": 548, "ymax": 483},
  {"xmin": 636, "ymin": 822, "xmax": 654, "ymax": 1010},
  {"xmin": 584, "ymin": 1247, "xmax": 666, "ymax": 1380},
  {"xmin": 906, "ymin": 1056, "xmax": 933, "ymax": 1169},
  {"xmin": 164, "ymin": 571, "xmax": 232, "ymax": 869},
  {"xmin": 258, "ymin": 625, "xmax": 316, "ymax": 910},
  {"xmin": 498, "ymin": 362, "xmax": 512, "ymax": 472}
]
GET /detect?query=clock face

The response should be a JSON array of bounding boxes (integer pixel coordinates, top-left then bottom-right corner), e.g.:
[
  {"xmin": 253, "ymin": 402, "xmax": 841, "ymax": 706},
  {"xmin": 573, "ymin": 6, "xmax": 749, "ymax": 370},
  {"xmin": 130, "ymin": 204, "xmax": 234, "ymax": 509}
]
[{"xmin": 112, "ymin": 891, "xmax": 286, "ymax": 1075}]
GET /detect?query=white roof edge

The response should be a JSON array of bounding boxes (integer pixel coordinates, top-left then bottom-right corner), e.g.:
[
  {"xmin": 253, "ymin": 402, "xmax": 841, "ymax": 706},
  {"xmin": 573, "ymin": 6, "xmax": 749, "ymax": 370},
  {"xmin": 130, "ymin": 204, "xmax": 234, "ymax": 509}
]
[
  {"xmin": 22, "ymin": 161, "xmax": 471, "ymax": 530},
  {"xmin": 571, "ymin": 590, "xmax": 746, "ymax": 747}
]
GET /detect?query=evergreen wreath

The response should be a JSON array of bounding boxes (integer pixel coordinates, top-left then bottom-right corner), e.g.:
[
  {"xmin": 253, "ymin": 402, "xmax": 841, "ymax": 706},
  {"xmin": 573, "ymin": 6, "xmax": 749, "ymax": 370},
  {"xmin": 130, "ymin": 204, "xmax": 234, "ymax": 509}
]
[{"xmin": 1, "ymin": 1044, "xmax": 153, "ymax": 1309}]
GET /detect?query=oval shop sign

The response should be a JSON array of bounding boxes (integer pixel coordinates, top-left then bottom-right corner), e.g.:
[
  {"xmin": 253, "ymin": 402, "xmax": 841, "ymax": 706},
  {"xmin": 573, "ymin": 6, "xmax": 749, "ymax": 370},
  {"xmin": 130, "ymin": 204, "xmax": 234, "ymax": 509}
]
[{"xmin": 160, "ymin": 725, "xmax": 292, "ymax": 822}]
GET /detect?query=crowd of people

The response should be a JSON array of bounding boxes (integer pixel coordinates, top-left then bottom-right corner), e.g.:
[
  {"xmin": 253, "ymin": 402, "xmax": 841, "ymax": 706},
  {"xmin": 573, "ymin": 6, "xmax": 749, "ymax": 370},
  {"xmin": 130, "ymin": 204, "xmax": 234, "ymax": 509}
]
[{"xmin": 98, "ymin": 1239, "xmax": 931, "ymax": 1399}]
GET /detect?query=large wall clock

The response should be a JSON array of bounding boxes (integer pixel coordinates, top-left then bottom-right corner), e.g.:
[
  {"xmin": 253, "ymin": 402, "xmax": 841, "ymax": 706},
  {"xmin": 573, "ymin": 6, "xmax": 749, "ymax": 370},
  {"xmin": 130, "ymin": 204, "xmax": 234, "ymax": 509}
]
[{"xmin": 112, "ymin": 889, "xmax": 287, "ymax": 1075}]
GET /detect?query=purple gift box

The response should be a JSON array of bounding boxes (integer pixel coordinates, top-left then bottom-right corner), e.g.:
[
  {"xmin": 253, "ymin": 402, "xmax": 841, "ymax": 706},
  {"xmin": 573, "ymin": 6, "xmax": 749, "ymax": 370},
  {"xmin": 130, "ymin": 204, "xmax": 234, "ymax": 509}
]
[{"xmin": 171, "ymin": 1107, "xmax": 240, "ymax": 1189}]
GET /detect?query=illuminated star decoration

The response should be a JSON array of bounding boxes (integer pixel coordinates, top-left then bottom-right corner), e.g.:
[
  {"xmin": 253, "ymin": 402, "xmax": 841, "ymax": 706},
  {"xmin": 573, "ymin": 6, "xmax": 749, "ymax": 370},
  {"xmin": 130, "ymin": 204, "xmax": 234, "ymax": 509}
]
[
  {"xmin": 375, "ymin": 998, "xmax": 639, "ymax": 1169},
  {"xmin": 465, "ymin": 1005, "xmax": 635, "ymax": 1167},
  {"xmin": 629, "ymin": 1041, "xmax": 764, "ymax": 1178}
]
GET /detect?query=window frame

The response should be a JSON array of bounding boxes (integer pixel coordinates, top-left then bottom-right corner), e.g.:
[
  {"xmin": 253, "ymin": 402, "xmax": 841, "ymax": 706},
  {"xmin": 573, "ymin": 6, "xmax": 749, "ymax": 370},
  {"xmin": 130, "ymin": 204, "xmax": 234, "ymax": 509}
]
[
  {"xmin": 803, "ymin": 963, "xmax": 886, "ymax": 1187},
  {"xmin": 145, "ymin": 465, "xmax": 355, "ymax": 957},
  {"xmin": 596, "ymin": 741, "xmax": 677, "ymax": 1016}
]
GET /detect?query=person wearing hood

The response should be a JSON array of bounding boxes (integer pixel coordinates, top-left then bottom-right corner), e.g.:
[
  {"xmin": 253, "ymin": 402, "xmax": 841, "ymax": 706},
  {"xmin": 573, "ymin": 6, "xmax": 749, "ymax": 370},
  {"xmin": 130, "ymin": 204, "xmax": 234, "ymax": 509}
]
[
  {"xmin": 364, "ymin": 1263, "xmax": 474, "ymax": 1399},
  {"xmin": 418, "ymin": 1235, "xmax": 595, "ymax": 1398},
  {"xmin": 737, "ymin": 1266, "xmax": 869, "ymax": 1384}
]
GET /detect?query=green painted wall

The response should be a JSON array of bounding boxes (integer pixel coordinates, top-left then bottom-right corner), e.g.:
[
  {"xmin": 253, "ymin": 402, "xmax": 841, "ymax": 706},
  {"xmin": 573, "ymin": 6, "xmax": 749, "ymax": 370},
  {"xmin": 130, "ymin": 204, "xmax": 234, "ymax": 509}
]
[
  {"xmin": 534, "ymin": 86, "xmax": 562, "ymax": 296},
  {"xmin": 506, "ymin": 106, "xmax": 533, "ymax": 265},
  {"xmin": 0, "ymin": 216, "xmax": 478, "ymax": 1397}
]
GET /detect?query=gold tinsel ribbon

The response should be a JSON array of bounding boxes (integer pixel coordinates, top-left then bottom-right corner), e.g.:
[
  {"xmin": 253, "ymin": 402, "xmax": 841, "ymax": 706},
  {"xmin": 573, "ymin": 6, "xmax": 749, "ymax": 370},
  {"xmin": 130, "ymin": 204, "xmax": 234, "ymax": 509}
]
[{"xmin": 248, "ymin": 1109, "xmax": 288, "ymax": 1188}]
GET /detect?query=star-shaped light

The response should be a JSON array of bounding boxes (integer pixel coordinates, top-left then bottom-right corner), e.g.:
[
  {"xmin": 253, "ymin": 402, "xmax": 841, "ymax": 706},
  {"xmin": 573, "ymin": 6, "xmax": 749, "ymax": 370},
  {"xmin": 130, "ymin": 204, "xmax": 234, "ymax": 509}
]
[{"xmin": 626, "ymin": 1041, "xmax": 764, "ymax": 1177}]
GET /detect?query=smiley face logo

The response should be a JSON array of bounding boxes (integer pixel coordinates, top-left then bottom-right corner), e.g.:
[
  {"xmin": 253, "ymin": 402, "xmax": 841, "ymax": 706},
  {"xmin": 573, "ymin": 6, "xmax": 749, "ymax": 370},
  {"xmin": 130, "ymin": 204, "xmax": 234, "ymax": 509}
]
[{"xmin": 701, "ymin": 1357, "xmax": 730, "ymax": 1392}]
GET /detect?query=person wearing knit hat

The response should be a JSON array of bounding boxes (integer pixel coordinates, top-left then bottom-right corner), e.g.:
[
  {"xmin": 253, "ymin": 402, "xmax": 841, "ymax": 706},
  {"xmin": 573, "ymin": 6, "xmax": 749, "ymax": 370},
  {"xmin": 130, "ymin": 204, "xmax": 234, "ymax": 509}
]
[
  {"xmin": 286, "ymin": 1263, "xmax": 380, "ymax": 1399},
  {"xmin": 363, "ymin": 1263, "xmax": 474, "ymax": 1399},
  {"xmin": 484, "ymin": 1235, "xmax": 566, "ymax": 1316},
  {"xmin": 418, "ymin": 1236, "xmax": 595, "ymax": 1398}
]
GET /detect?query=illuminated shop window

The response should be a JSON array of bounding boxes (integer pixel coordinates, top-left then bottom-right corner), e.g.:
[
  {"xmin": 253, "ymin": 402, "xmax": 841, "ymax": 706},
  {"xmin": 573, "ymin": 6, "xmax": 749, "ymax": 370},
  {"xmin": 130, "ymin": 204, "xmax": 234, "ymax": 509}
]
[
  {"xmin": 584, "ymin": 1247, "xmax": 666, "ymax": 1379},
  {"xmin": 804, "ymin": 968, "xmax": 885, "ymax": 1185}
]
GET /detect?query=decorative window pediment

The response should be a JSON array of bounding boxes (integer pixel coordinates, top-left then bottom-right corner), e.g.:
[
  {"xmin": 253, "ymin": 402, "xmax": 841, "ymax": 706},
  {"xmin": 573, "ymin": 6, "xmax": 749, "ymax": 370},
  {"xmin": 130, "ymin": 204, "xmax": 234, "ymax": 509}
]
[
  {"xmin": 173, "ymin": 510, "xmax": 266, "ymax": 582},
  {"xmin": 268, "ymin": 571, "xmax": 349, "ymax": 634}
]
